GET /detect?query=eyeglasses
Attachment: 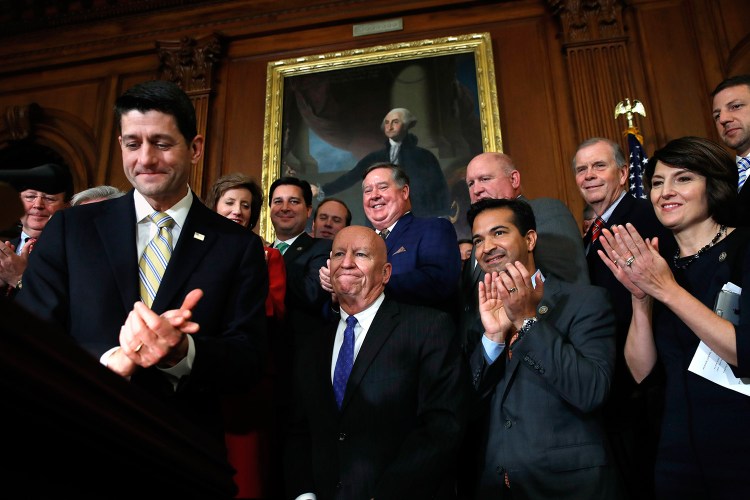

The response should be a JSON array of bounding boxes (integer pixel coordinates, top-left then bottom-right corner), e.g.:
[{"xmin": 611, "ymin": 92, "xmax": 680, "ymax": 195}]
[{"xmin": 22, "ymin": 193, "xmax": 63, "ymax": 204}]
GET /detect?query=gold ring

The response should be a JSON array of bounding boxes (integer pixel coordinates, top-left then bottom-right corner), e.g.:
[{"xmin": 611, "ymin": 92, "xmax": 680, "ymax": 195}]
[
  {"xmin": 134, "ymin": 343, "xmax": 143, "ymax": 353},
  {"xmin": 508, "ymin": 287, "xmax": 518, "ymax": 293},
  {"xmin": 625, "ymin": 256, "xmax": 635, "ymax": 267}
]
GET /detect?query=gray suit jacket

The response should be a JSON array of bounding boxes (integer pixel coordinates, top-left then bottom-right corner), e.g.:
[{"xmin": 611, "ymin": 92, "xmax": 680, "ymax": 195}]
[
  {"xmin": 466, "ymin": 276, "xmax": 620, "ymax": 499},
  {"xmin": 459, "ymin": 195, "xmax": 589, "ymax": 353}
]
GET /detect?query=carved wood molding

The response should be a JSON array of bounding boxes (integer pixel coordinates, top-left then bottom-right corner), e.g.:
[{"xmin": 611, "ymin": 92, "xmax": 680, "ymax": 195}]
[
  {"xmin": 547, "ymin": 0, "xmax": 625, "ymax": 46},
  {"xmin": 157, "ymin": 33, "xmax": 224, "ymax": 195},
  {"xmin": 157, "ymin": 33, "xmax": 224, "ymax": 93}
]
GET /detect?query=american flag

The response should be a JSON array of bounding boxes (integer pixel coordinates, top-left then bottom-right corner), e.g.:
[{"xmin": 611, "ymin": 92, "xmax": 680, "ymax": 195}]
[{"xmin": 628, "ymin": 133, "xmax": 648, "ymax": 199}]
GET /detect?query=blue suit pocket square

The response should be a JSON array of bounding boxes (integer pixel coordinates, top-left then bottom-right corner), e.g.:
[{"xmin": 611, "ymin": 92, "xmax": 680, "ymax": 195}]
[{"xmin": 393, "ymin": 246, "xmax": 407, "ymax": 255}]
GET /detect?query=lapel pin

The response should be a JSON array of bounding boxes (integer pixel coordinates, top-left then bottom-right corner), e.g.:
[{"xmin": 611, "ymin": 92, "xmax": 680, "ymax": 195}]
[{"xmin": 194, "ymin": 232, "xmax": 205, "ymax": 241}]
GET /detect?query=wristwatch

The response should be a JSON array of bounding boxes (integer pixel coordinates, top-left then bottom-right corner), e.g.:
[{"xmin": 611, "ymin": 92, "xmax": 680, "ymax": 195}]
[{"xmin": 517, "ymin": 317, "xmax": 538, "ymax": 340}]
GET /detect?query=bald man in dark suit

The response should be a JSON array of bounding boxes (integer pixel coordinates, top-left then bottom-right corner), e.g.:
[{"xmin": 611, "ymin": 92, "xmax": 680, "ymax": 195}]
[{"xmin": 285, "ymin": 225, "xmax": 469, "ymax": 500}]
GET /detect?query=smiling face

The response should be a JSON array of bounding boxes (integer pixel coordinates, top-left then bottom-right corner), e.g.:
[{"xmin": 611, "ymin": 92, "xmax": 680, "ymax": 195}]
[
  {"xmin": 471, "ymin": 206, "xmax": 536, "ymax": 274},
  {"xmin": 270, "ymin": 184, "xmax": 312, "ymax": 240},
  {"xmin": 465, "ymin": 153, "xmax": 520, "ymax": 203},
  {"xmin": 119, "ymin": 110, "xmax": 202, "ymax": 211},
  {"xmin": 712, "ymin": 84, "xmax": 750, "ymax": 157},
  {"xmin": 330, "ymin": 226, "xmax": 392, "ymax": 314},
  {"xmin": 574, "ymin": 141, "xmax": 628, "ymax": 215},
  {"xmin": 19, "ymin": 189, "xmax": 66, "ymax": 237},
  {"xmin": 649, "ymin": 161, "xmax": 710, "ymax": 233},
  {"xmin": 216, "ymin": 187, "xmax": 253, "ymax": 228},
  {"xmin": 362, "ymin": 167, "xmax": 410, "ymax": 230},
  {"xmin": 313, "ymin": 199, "xmax": 349, "ymax": 239}
]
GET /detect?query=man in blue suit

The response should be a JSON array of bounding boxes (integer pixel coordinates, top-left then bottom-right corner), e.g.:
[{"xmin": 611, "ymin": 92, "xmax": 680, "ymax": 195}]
[
  {"xmin": 362, "ymin": 162, "xmax": 461, "ymax": 312},
  {"xmin": 17, "ymin": 80, "xmax": 268, "ymax": 445},
  {"xmin": 320, "ymin": 163, "xmax": 461, "ymax": 314}
]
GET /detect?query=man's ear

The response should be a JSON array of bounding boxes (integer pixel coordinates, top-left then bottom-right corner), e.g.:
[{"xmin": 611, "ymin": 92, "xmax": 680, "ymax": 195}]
[
  {"xmin": 525, "ymin": 229, "xmax": 537, "ymax": 253},
  {"xmin": 382, "ymin": 262, "xmax": 392, "ymax": 284}
]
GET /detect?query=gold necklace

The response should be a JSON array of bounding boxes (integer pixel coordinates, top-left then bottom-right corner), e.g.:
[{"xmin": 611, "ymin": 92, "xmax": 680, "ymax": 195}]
[{"xmin": 672, "ymin": 225, "xmax": 726, "ymax": 269}]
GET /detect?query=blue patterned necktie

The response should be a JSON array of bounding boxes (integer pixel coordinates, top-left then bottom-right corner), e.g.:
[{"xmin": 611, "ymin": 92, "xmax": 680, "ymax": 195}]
[
  {"xmin": 738, "ymin": 157, "xmax": 750, "ymax": 192},
  {"xmin": 333, "ymin": 315, "xmax": 358, "ymax": 408}
]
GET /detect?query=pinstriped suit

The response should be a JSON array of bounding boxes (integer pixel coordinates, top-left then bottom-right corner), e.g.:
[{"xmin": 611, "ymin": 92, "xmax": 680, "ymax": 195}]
[{"xmin": 285, "ymin": 297, "xmax": 470, "ymax": 500}]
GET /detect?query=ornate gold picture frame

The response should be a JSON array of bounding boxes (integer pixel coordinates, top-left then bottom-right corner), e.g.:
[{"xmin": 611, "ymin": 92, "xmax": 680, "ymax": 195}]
[{"xmin": 260, "ymin": 32, "xmax": 501, "ymax": 241}]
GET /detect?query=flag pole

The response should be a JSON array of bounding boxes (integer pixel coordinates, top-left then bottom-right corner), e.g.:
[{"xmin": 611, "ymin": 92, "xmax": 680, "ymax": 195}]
[{"xmin": 614, "ymin": 98, "xmax": 648, "ymax": 199}]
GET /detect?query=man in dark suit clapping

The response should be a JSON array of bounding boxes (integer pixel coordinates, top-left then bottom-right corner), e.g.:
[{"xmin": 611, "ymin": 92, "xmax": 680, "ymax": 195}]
[
  {"xmin": 285, "ymin": 225, "xmax": 469, "ymax": 500},
  {"xmin": 17, "ymin": 80, "xmax": 268, "ymax": 446}
]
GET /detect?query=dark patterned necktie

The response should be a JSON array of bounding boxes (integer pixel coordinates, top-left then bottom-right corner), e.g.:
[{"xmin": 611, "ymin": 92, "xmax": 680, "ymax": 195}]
[
  {"xmin": 379, "ymin": 229, "xmax": 390, "ymax": 240},
  {"xmin": 332, "ymin": 315, "xmax": 358, "ymax": 409}
]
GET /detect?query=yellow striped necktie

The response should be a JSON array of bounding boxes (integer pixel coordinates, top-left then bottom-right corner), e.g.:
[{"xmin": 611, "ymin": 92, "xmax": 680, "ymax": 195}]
[{"xmin": 138, "ymin": 211, "xmax": 175, "ymax": 308}]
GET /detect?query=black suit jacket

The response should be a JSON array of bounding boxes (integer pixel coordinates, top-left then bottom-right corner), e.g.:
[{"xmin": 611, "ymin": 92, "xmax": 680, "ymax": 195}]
[
  {"xmin": 738, "ymin": 180, "xmax": 750, "ymax": 226},
  {"xmin": 16, "ymin": 191, "xmax": 268, "ymax": 441},
  {"xmin": 284, "ymin": 297, "xmax": 470, "ymax": 500},
  {"xmin": 584, "ymin": 193, "xmax": 675, "ymax": 423}
]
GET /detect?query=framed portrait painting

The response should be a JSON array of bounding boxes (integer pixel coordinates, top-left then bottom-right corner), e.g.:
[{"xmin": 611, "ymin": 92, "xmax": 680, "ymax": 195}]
[{"xmin": 260, "ymin": 32, "xmax": 502, "ymax": 242}]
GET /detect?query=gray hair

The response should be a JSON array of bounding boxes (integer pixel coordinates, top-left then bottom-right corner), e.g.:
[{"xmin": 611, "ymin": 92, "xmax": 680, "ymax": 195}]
[
  {"xmin": 572, "ymin": 137, "xmax": 627, "ymax": 170},
  {"xmin": 71, "ymin": 185, "xmax": 125, "ymax": 206},
  {"xmin": 362, "ymin": 162, "xmax": 410, "ymax": 189},
  {"xmin": 381, "ymin": 108, "xmax": 417, "ymax": 131}
]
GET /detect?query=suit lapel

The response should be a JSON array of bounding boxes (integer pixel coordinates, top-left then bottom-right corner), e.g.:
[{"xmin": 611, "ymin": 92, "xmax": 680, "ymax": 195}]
[
  {"xmin": 498, "ymin": 277, "xmax": 561, "ymax": 404},
  {"xmin": 386, "ymin": 212, "xmax": 413, "ymax": 254},
  {"xmin": 339, "ymin": 298, "xmax": 398, "ymax": 412},
  {"xmin": 282, "ymin": 232, "xmax": 313, "ymax": 265},
  {"xmin": 95, "ymin": 192, "xmax": 140, "ymax": 312},
  {"xmin": 151, "ymin": 198, "xmax": 216, "ymax": 313}
]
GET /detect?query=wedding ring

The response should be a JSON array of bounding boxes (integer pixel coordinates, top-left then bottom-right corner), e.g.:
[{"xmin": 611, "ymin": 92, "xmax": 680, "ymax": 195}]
[
  {"xmin": 134, "ymin": 343, "xmax": 143, "ymax": 353},
  {"xmin": 508, "ymin": 287, "xmax": 518, "ymax": 293},
  {"xmin": 625, "ymin": 256, "xmax": 635, "ymax": 267}
]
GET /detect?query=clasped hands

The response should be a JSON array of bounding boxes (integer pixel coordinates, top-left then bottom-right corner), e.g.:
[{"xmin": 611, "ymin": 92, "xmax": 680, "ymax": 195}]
[
  {"xmin": 597, "ymin": 223, "xmax": 673, "ymax": 301},
  {"xmin": 478, "ymin": 261, "xmax": 543, "ymax": 344},
  {"xmin": 107, "ymin": 288, "xmax": 203, "ymax": 377}
]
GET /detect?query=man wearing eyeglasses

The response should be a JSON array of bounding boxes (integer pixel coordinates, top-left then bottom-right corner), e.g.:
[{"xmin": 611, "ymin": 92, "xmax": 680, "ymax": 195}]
[{"xmin": 0, "ymin": 163, "xmax": 72, "ymax": 300}]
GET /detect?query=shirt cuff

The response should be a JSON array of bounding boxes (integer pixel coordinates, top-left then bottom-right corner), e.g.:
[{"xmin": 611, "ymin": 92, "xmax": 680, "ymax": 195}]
[
  {"xmin": 295, "ymin": 494, "xmax": 317, "ymax": 500},
  {"xmin": 157, "ymin": 334, "xmax": 195, "ymax": 390},
  {"xmin": 482, "ymin": 335, "xmax": 505, "ymax": 364}
]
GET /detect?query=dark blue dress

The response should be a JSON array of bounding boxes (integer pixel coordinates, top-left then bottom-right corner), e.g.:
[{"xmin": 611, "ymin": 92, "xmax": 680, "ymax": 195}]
[{"xmin": 652, "ymin": 227, "xmax": 750, "ymax": 499}]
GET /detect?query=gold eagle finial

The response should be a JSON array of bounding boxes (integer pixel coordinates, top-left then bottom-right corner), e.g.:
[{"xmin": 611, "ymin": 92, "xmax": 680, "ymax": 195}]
[{"xmin": 615, "ymin": 98, "xmax": 646, "ymax": 142}]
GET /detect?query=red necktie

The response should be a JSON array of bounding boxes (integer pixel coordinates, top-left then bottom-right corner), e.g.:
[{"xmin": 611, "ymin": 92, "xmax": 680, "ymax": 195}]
[{"xmin": 590, "ymin": 217, "xmax": 604, "ymax": 245}]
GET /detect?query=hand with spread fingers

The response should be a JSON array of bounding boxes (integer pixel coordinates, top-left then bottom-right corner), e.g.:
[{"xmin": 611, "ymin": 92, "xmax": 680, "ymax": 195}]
[
  {"xmin": 495, "ymin": 261, "xmax": 544, "ymax": 331},
  {"xmin": 598, "ymin": 223, "xmax": 675, "ymax": 302},
  {"xmin": 478, "ymin": 271, "xmax": 513, "ymax": 343}
]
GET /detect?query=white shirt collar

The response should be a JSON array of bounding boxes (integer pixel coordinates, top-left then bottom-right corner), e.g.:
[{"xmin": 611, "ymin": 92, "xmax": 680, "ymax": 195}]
[{"xmin": 134, "ymin": 186, "xmax": 192, "ymax": 228}]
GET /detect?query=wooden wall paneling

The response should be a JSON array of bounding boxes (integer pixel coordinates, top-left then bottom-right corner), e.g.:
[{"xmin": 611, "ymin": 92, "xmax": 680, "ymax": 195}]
[
  {"xmin": 633, "ymin": 0, "xmax": 715, "ymax": 145},
  {"xmin": 489, "ymin": 16, "xmax": 576, "ymax": 204}
]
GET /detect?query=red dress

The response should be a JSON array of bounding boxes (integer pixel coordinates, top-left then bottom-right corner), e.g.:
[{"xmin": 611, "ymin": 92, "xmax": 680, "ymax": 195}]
[{"xmin": 224, "ymin": 246, "xmax": 286, "ymax": 499}]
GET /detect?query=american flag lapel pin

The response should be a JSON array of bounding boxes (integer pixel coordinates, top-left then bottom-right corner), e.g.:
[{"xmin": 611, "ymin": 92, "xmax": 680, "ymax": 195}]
[{"xmin": 194, "ymin": 232, "xmax": 205, "ymax": 241}]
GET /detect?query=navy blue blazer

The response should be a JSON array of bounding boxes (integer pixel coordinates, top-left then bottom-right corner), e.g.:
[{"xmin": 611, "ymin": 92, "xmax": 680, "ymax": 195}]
[
  {"xmin": 17, "ymin": 190, "xmax": 268, "ymax": 440},
  {"xmin": 384, "ymin": 212, "xmax": 461, "ymax": 312}
]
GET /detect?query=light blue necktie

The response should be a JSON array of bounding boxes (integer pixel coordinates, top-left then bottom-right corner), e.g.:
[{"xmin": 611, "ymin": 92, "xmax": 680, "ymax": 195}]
[
  {"xmin": 333, "ymin": 315, "xmax": 358, "ymax": 409},
  {"xmin": 738, "ymin": 157, "xmax": 750, "ymax": 192}
]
